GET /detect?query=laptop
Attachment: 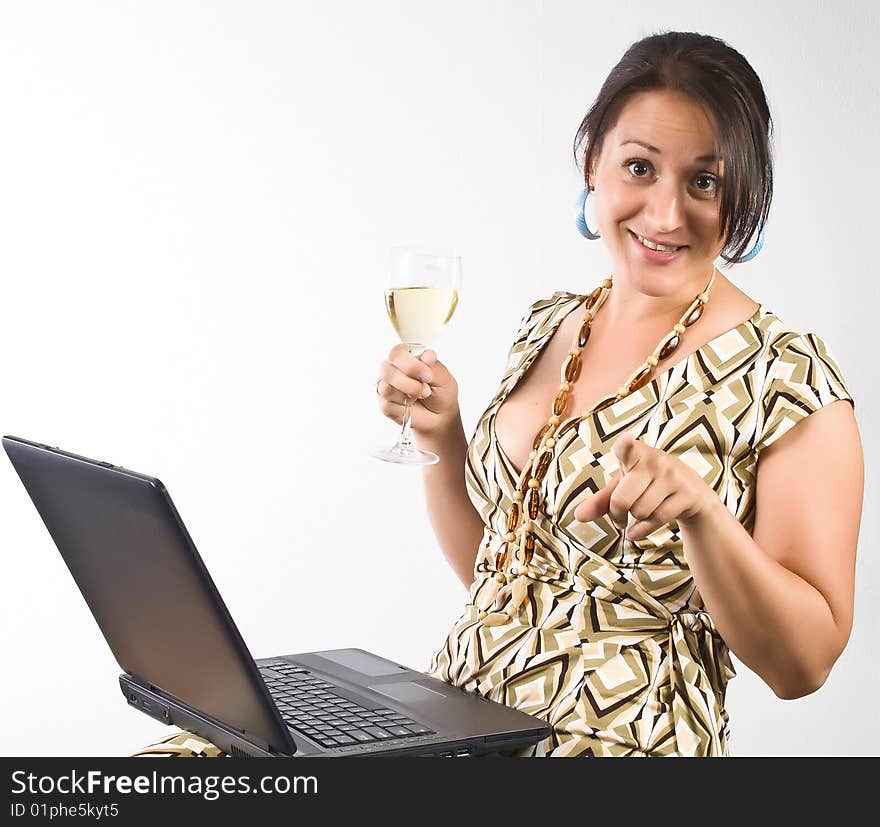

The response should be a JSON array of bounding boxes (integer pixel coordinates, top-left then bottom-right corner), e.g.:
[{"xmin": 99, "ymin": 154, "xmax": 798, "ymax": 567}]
[{"xmin": 3, "ymin": 435, "xmax": 551, "ymax": 757}]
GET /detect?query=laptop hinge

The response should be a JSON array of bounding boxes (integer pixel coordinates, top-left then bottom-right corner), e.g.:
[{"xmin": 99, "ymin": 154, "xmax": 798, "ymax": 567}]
[{"xmin": 122, "ymin": 672, "xmax": 293, "ymax": 755}]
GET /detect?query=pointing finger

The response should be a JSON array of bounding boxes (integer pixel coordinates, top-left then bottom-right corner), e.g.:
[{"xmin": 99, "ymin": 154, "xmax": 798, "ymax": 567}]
[
  {"xmin": 574, "ymin": 474, "xmax": 621, "ymax": 523},
  {"xmin": 613, "ymin": 432, "xmax": 644, "ymax": 473}
]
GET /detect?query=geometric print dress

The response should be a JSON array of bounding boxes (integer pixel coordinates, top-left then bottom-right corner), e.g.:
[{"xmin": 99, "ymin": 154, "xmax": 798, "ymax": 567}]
[
  {"xmin": 425, "ymin": 290, "xmax": 854, "ymax": 757},
  {"xmin": 128, "ymin": 289, "xmax": 853, "ymax": 759}
]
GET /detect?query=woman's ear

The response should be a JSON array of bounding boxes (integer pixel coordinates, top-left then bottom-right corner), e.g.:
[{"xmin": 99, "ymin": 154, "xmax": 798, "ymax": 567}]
[{"xmin": 586, "ymin": 160, "xmax": 597, "ymax": 191}]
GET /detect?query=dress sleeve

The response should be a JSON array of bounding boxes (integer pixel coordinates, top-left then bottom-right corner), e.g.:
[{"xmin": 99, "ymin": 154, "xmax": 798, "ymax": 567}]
[
  {"xmin": 500, "ymin": 292, "xmax": 570, "ymax": 378},
  {"xmin": 753, "ymin": 331, "xmax": 854, "ymax": 455}
]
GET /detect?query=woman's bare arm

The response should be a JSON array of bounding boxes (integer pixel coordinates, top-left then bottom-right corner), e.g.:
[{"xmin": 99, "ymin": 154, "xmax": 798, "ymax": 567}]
[
  {"xmin": 416, "ymin": 415, "xmax": 485, "ymax": 590},
  {"xmin": 680, "ymin": 399, "xmax": 863, "ymax": 699}
]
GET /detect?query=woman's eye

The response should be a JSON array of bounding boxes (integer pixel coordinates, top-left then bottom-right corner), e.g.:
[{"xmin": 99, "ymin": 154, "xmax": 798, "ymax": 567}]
[
  {"xmin": 626, "ymin": 160, "xmax": 651, "ymax": 178},
  {"xmin": 695, "ymin": 175, "xmax": 718, "ymax": 193},
  {"xmin": 624, "ymin": 160, "xmax": 718, "ymax": 194}
]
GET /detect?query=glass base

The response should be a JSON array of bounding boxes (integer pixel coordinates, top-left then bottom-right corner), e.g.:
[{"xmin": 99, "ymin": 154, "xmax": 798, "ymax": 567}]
[{"xmin": 370, "ymin": 443, "xmax": 439, "ymax": 465}]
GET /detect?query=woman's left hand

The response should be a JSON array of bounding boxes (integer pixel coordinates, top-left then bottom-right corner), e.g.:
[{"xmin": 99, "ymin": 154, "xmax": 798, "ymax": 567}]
[{"xmin": 574, "ymin": 432, "xmax": 718, "ymax": 540}]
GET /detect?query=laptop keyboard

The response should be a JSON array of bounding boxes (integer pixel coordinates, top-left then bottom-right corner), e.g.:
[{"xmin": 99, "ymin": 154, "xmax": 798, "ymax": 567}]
[{"xmin": 259, "ymin": 662, "xmax": 436, "ymax": 749}]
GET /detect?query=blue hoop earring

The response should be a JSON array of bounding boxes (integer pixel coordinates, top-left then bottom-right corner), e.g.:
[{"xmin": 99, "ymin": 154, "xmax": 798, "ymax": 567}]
[
  {"xmin": 720, "ymin": 226, "xmax": 765, "ymax": 263},
  {"xmin": 575, "ymin": 187, "xmax": 601, "ymax": 240}
]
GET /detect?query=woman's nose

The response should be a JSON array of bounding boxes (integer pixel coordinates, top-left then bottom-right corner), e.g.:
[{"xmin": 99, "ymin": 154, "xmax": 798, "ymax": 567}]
[{"xmin": 645, "ymin": 181, "xmax": 686, "ymax": 233}]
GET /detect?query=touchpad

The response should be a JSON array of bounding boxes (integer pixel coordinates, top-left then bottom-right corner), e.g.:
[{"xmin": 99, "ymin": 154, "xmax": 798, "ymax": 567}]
[
  {"xmin": 312, "ymin": 649, "xmax": 407, "ymax": 677},
  {"xmin": 371, "ymin": 681, "xmax": 446, "ymax": 704}
]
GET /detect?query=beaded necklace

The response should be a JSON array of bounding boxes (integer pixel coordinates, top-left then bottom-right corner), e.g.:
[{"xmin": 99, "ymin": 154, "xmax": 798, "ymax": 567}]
[{"xmin": 477, "ymin": 268, "xmax": 717, "ymax": 626}]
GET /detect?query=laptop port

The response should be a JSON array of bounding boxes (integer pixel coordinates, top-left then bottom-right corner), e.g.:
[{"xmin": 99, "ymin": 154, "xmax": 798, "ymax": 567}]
[
  {"xmin": 454, "ymin": 748, "xmax": 472, "ymax": 757},
  {"xmin": 438, "ymin": 751, "xmax": 453, "ymax": 757}
]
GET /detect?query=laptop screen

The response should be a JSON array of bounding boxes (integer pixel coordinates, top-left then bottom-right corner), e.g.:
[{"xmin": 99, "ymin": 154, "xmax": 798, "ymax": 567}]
[{"xmin": 3, "ymin": 436, "xmax": 294, "ymax": 754}]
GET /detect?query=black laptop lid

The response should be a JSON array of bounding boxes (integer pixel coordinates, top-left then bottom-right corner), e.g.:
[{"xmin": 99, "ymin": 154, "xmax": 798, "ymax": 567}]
[{"xmin": 3, "ymin": 436, "xmax": 295, "ymax": 755}]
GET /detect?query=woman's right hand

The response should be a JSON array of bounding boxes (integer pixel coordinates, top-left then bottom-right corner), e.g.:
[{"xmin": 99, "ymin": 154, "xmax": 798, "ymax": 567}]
[{"xmin": 376, "ymin": 344, "xmax": 460, "ymax": 439}]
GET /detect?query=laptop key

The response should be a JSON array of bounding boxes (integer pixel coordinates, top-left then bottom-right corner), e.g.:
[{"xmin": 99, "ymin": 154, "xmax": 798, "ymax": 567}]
[
  {"xmin": 385, "ymin": 726, "xmax": 417, "ymax": 737},
  {"xmin": 334, "ymin": 735, "xmax": 356, "ymax": 745},
  {"xmin": 364, "ymin": 726, "xmax": 394, "ymax": 740},
  {"xmin": 403, "ymin": 724, "xmax": 434, "ymax": 734}
]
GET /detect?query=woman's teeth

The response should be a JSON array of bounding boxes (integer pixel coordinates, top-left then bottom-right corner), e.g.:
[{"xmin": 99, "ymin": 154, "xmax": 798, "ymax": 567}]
[{"xmin": 634, "ymin": 232, "xmax": 683, "ymax": 253}]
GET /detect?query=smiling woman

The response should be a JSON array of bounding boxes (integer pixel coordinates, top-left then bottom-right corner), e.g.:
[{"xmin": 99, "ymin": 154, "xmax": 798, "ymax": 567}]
[
  {"xmin": 574, "ymin": 33, "xmax": 773, "ymax": 268},
  {"xmin": 131, "ymin": 30, "xmax": 864, "ymax": 759},
  {"xmin": 584, "ymin": 89, "xmax": 740, "ymax": 299},
  {"xmin": 418, "ymin": 31, "xmax": 863, "ymax": 757}
]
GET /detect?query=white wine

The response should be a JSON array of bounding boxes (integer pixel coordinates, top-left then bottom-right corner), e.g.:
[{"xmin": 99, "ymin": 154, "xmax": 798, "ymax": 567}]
[
  {"xmin": 384, "ymin": 285, "xmax": 459, "ymax": 344},
  {"xmin": 371, "ymin": 248, "xmax": 461, "ymax": 466}
]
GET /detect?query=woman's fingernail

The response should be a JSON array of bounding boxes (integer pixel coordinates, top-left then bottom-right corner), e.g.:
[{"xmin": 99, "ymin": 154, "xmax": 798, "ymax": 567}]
[{"xmin": 420, "ymin": 385, "xmax": 432, "ymax": 398}]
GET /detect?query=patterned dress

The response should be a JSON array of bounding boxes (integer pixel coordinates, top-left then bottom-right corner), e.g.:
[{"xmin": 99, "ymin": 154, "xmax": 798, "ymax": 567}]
[
  {"xmin": 130, "ymin": 290, "xmax": 852, "ymax": 759},
  {"xmin": 424, "ymin": 290, "xmax": 853, "ymax": 757}
]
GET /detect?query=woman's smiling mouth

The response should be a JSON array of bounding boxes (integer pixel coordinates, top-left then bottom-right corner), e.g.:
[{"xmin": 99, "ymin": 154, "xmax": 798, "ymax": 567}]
[
  {"xmin": 627, "ymin": 230, "xmax": 689, "ymax": 262},
  {"xmin": 630, "ymin": 230, "xmax": 687, "ymax": 252}
]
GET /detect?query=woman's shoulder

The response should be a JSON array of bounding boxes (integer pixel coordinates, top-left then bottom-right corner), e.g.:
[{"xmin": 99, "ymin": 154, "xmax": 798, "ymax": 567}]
[
  {"xmin": 749, "ymin": 305, "xmax": 848, "ymax": 378},
  {"xmin": 521, "ymin": 289, "xmax": 586, "ymax": 317},
  {"xmin": 512, "ymin": 290, "xmax": 585, "ymax": 337},
  {"xmin": 500, "ymin": 290, "xmax": 586, "ymax": 374},
  {"xmin": 744, "ymin": 305, "xmax": 854, "ymax": 452}
]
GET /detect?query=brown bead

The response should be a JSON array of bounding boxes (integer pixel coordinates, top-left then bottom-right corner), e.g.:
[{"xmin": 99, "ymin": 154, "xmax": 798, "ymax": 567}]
[
  {"xmin": 532, "ymin": 423, "xmax": 553, "ymax": 451},
  {"xmin": 553, "ymin": 390, "xmax": 568, "ymax": 417},
  {"xmin": 592, "ymin": 395, "xmax": 617, "ymax": 412},
  {"xmin": 495, "ymin": 546, "xmax": 509, "ymax": 570},
  {"xmin": 524, "ymin": 534, "xmax": 535, "ymax": 564},
  {"xmin": 528, "ymin": 488, "xmax": 541, "ymax": 519},
  {"xmin": 684, "ymin": 302, "xmax": 704, "ymax": 327},
  {"xmin": 628, "ymin": 365, "xmax": 652, "ymax": 392},
  {"xmin": 507, "ymin": 503, "xmax": 521, "ymax": 533},
  {"xmin": 585, "ymin": 286, "xmax": 603, "ymax": 310},
  {"xmin": 563, "ymin": 354, "xmax": 581, "ymax": 383},
  {"xmin": 658, "ymin": 334, "xmax": 680, "ymax": 360},
  {"xmin": 534, "ymin": 450, "xmax": 552, "ymax": 482},
  {"xmin": 577, "ymin": 321, "xmax": 592, "ymax": 348}
]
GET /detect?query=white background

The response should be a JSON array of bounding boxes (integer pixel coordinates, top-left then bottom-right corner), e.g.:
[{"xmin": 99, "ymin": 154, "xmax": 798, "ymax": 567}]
[{"xmin": 1, "ymin": 0, "xmax": 876, "ymax": 756}]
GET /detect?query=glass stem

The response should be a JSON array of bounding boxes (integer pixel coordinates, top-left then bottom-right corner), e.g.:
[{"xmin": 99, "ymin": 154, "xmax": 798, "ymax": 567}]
[
  {"xmin": 398, "ymin": 396, "xmax": 415, "ymax": 451},
  {"xmin": 397, "ymin": 342, "xmax": 425, "ymax": 453}
]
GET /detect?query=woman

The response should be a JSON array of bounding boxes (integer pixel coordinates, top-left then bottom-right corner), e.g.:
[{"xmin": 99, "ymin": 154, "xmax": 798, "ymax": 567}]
[
  {"xmin": 132, "ymin": 30, "xmax": 862, "ymax": 759},
  {"xmin": 376, "ymin": 31, "xmax": 863, "ymax": 756}
]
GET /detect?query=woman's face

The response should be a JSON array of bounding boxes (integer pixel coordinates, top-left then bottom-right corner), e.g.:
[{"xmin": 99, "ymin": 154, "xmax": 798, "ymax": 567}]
[{"xmin": 589, "ymin": 89, "xmax": 727, "ymax": 295}]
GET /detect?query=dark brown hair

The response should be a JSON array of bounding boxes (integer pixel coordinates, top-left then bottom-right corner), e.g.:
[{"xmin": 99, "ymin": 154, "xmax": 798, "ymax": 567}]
[{"xmin": 573, "ymin": 31, "xmax": 773, "ymax": 264}]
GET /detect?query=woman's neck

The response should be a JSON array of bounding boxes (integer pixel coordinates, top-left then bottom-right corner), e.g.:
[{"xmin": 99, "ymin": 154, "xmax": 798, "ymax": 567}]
[{"xmin": 596, "ymin": 267, "xmax": 721, "ymax": 332}]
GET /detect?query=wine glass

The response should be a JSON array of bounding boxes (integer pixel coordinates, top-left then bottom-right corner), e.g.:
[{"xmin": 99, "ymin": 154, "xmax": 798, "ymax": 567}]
[{"xmin": 370, "ymin": 245, "xmax": 462, "ymax": 465}]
